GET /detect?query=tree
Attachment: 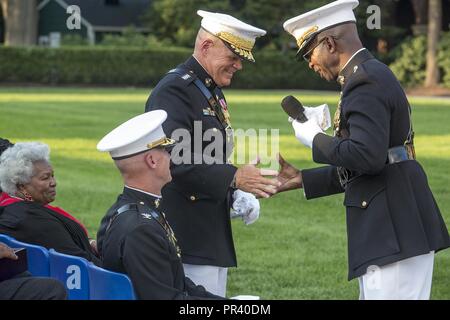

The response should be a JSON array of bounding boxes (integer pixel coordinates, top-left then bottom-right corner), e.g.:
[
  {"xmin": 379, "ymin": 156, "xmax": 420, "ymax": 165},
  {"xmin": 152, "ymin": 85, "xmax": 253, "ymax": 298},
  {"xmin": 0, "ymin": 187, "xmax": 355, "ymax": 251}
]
[
  {"xmin": 424, "ymin": 0, "xmax": 442, "ymax": 87},
  {"xmin": 141, "ymin": 0, "xmax": 330, "ymax": 49},
  {"xmin": 0, "ymin": 0, "xmax": 38, "ymax": 46},
  {"xmin": 141, "ymin": 0, "xmax": 228, "ymax": 47}
]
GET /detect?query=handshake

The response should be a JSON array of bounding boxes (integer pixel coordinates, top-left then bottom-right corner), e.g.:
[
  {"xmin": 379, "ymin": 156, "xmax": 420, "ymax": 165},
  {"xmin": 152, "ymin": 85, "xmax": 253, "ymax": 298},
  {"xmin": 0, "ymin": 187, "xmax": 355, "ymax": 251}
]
[
  {"xmin": 232, "ymin": 154, "xmax": 302, "ymax": 199},
  {"xmin": 230, "ymin": 154, "xmax": 303, "ymax": 225},
  {"xmin": 230, "ymin": 104, "xmax": 328, "ymax": 223}
]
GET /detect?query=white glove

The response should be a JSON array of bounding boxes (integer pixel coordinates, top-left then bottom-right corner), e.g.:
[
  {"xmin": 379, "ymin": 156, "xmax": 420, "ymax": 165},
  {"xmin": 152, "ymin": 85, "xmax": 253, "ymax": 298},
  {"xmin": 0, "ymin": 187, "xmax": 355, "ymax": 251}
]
[
  {"xmin": 303, "ymin": 104, "xmax": 331, "ymax": 130},
  {"xmin": 230, "ymin": 190, "xmax": 260, "ymax": 225},
  {"xmin": 291, "ymin": 118, "xmax": 324, "ymax": 148},
  {"xmin": 230, "ymin": 295, "xmax": 260, "ymax": 300}
]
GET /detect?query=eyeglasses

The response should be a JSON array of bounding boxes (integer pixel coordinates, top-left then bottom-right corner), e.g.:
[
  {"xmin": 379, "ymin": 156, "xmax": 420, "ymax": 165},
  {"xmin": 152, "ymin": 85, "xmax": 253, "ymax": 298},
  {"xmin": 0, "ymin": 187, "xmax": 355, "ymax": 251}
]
[{"xmin": 302, "ymin": 37, "xmax": 326, "ymax": 63}]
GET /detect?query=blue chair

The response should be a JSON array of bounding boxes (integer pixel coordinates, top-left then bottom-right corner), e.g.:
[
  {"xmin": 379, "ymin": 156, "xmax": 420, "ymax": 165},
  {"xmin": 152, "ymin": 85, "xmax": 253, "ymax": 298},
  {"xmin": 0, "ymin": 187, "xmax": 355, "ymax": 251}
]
[
  {"xmin": 48, "ymin": 249, "xmax": 90, "ymax": 300},
  {"xmin": 0, "ymin": 233, "xmax": 14, "ymax": 243},
  {"xmin": 0, "ymin": 233, "xmax": 50, "ymax": 277},
  {"xmin": 88, "ymin": 264, "xmax": 136, "ymax": 300}
]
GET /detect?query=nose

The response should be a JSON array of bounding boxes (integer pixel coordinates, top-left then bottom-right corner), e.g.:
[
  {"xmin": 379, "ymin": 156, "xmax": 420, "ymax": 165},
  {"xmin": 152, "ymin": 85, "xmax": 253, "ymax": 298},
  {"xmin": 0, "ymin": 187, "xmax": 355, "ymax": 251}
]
[
  {"xmin": 308, "ymin": 61, "xmax": 314, "ymax": 70},
  {"xmin": 234, "ymin": 59, "xmax": 243, "ymax": 71},
  {"xmin": 50, "ymin": 176, "xmax": 57, "ymax": 187}
]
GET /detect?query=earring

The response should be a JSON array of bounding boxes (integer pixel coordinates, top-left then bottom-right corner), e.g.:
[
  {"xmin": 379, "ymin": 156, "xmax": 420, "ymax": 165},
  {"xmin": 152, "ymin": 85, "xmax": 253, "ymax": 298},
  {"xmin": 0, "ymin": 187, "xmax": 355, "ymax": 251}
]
[{"xmin": 16, "ymin": 189, "xmax": 34, "ymax": 202}]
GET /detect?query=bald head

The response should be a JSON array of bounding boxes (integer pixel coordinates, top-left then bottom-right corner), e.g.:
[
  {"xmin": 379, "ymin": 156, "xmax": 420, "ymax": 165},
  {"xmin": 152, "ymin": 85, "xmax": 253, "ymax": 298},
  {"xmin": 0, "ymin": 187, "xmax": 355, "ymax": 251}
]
[
  {"xmin": 317, "ymin": 22, "xmax": 362, "ymax": 55},
  {"xmin": 114, "ymin": 152, "xmax": 148, "ymax": 180},
  {"xmin": 303, "ymin": 22, "xmax": 363, "ymax": 82},
  {"xmin": 194, "ymin": 28, "xmax": 218, "ymax": 55},
  {"xmin": 114, "ymin": 148, "xmax": 171, "ymax": 195}
]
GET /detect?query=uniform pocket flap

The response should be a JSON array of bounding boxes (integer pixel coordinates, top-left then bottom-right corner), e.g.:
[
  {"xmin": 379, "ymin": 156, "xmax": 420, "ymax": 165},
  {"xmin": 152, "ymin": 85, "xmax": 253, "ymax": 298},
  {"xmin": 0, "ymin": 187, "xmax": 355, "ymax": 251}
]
[{"xmin": 343, "ymin": 174, "xmax": 386, "ymax": 209}]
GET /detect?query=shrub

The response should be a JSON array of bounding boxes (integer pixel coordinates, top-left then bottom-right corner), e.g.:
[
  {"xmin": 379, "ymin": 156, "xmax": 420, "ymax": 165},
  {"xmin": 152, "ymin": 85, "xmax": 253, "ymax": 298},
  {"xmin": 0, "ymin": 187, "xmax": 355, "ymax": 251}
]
[
  {"xmin": 389, "ymin": 36, "xmax": 427, "ymax": 88},
  {"xmin": 438, "ymin": 32, "xmax": 450, "ymax": 88},
  {"xmin": 0, "ymin": 46, "xmax": 337, "ymax": 90},
  {"xmin": 390, "ymin": 33, "xmax": 450, "ymax": 88}
]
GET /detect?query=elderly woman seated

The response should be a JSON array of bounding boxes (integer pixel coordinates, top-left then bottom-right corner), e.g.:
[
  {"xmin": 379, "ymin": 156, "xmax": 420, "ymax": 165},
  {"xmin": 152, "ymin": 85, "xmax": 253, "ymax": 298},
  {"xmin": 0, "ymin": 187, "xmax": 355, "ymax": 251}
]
[
  {"xmin": 0, "ymin": 138, "xmax": 14, "ymax": 202},
  {"xmin": 0, "ymin": 142, "xmax": 101, "ymax": 266}
]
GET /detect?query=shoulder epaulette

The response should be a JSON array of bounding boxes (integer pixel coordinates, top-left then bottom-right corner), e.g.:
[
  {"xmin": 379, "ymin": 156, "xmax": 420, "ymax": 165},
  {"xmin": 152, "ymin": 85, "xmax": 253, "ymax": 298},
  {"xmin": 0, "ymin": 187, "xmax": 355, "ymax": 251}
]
[{"xmin": 167, "ymin": 68, "xmax": 196, "ymax": 84}]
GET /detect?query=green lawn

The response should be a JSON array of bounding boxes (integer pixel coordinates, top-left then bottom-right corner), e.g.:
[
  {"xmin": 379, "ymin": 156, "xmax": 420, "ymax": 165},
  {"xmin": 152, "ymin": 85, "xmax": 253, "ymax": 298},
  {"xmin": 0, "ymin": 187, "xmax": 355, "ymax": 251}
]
[{"xmin": 1, "ymin": 87, "xmax": 449, "ymax": 299}]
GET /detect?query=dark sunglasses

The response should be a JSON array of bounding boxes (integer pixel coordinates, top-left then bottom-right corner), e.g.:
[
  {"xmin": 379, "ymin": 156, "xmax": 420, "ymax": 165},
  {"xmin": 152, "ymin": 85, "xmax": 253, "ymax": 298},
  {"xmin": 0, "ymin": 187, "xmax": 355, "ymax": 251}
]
[{"xmin": 302, "ymin": 37, "xmax": 327, "ymax": 63}]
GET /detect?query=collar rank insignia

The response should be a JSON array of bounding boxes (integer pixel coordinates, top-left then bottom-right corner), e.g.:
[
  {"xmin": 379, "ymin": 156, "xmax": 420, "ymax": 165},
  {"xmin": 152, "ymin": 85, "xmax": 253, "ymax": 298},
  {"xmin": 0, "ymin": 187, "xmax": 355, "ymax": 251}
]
[{"xmin": 154, "ymin": 199, "xmax": 160, "ymax": 208}]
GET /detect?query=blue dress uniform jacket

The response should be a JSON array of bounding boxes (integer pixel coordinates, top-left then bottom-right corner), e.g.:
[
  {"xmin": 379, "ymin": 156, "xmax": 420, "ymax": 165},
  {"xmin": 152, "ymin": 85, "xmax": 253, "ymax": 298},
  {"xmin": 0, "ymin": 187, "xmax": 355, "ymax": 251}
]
[
  {"xmin": 145, "ymin": 57, "xmax": 238, "ymax": 267},
  {"xmin": 97, "ymin": 187, "xmax": 224, "ymax": 300},
  {"xmin": 301, "ymin": 49, "xmax": 450, "ymax": 280}
]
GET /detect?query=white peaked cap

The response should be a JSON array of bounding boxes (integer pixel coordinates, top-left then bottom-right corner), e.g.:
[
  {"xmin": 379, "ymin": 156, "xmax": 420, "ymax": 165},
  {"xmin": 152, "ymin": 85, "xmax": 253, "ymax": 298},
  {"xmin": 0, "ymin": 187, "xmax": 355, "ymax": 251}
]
[
  {"xmin": 97, "ymin": 110, "xmax": 175, "ymax": 160},
  {"xmin": 283, "ymin": 0, "xmax": 359, "ymax": 57},
  {"xmin": 197, "ymin": 10, "xmax": 266, "ymax": 62}
]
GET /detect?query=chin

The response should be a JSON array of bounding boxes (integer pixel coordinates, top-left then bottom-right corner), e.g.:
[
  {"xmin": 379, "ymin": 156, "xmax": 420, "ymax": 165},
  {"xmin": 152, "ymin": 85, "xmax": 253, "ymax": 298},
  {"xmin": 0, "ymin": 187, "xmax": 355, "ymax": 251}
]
[
  {"xmin": 44, "ymin": 198, "xmax": 55, "ymax": 205},
  {"xmin": 219, "ymin": 78, "xmax": 232, "ymax": 87},
  {"xmin": 323, "ymin": 74, "xmax": 333, "ymax": 82}
]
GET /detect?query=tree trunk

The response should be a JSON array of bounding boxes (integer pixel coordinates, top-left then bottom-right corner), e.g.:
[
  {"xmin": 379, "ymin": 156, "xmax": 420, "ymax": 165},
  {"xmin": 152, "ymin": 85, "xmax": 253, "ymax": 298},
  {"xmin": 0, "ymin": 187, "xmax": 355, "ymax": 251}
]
[
  {"xmin": 410, "ymin": 0, "xmax": 428, "ymax": 24},
  {"xmin": 424, "ymin": 0, "xmax": 442, "ymax": 88},
  {"xmin": 1, "ymin": 0, "xmax": 37, "ymax": 46}
]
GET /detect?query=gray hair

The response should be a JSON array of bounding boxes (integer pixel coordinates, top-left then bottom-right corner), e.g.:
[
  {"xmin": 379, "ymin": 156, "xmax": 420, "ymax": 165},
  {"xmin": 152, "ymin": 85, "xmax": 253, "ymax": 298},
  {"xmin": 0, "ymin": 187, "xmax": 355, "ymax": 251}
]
[{"xmin": 0, "ymin": 142, "xmax": 50, "ymax": 195}]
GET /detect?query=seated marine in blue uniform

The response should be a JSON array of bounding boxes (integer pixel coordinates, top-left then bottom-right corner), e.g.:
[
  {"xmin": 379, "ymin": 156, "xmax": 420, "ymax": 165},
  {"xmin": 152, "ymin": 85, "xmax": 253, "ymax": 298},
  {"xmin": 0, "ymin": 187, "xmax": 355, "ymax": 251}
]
[{"xmin": 96, "ymin": 110, "xmax": 224, "ymax": 300}]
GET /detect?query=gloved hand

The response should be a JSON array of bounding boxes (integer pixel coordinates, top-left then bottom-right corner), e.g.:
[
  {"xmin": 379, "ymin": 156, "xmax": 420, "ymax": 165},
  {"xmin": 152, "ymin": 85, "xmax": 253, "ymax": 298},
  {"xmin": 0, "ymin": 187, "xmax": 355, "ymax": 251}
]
[
  {"xmin": 230, "ymin": 190, "xmax": 260, "ymax": 225},
  {"xmin": 291, "ymin": 118, "xmax": 324, "ymax": 148},
  {"xmin": 303, "ymin": 104, "xmax": 331, "ymax": 130}
]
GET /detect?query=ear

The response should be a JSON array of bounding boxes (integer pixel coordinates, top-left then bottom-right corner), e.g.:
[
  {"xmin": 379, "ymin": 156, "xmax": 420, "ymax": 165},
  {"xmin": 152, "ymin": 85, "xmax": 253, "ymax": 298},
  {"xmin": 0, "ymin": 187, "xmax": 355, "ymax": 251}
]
[
  {"xmin": 325, "ymin": 36, "xmax": 338, "ymax": 54},
  {"xmin": 144, "ymin": 152, "xmax": 157, "ymax": 169},
  {"xmin": 200, "ymin": 38, "xmax": 214, "ymax": 55}
]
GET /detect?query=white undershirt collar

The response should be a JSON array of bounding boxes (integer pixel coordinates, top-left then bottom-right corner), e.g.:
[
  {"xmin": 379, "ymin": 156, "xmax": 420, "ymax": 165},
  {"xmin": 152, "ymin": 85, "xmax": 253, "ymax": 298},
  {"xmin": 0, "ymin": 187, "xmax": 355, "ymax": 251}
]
[
  {"xmin": 340, "ymin": 48, "xmax": 366, "ymax": 73},
  {"xmin": 125, "ymin": 185, "xmax": 161, "ymax": 199}
]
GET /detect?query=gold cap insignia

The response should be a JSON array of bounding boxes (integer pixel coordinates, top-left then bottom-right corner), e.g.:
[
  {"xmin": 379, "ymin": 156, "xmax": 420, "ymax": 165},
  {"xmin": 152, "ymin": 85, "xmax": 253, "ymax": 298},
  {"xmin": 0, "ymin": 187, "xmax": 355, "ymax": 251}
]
[
  {"xmin": 147, "ymin": 137, "xmax": 176, "ymax": 149},
  {"xmin": 217, "ymin": 31, "xmax": 256, "ymax": 62},
  {"xmin": 296, "ymin": 25, "xmax": 319, "ymax": 49}
]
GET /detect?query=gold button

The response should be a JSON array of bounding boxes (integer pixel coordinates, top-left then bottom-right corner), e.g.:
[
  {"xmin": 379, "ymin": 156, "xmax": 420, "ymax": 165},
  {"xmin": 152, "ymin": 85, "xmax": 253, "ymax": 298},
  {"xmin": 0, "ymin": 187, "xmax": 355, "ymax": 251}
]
[
  {"xmin": 190, "ymin": 196, "xmax": 196, "ymax": 201},
  {"xmin": 362, "ymin": 201, "xmax": 367, "ymax": 208}
]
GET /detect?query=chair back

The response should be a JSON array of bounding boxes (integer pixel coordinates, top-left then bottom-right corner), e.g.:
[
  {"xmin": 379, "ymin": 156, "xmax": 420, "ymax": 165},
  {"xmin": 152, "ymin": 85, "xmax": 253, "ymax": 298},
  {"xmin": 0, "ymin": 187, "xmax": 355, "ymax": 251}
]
[
  {"xmin": 49, "ymin": 249, "xmax": 90, "ymax": 300},
  {"xmin": 0, "ymin": 233, "xmax": 50, "ymax": 276},
  {"xmin": 88, "ymin": 264, "xmax": 136, "ymax": 300}
]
